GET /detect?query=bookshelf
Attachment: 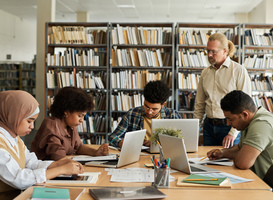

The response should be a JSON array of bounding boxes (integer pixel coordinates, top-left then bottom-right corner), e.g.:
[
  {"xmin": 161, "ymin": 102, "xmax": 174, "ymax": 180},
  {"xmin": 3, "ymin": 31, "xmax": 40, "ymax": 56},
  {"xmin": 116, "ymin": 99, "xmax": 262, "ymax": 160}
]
[
  {"xmin": 0, "ymin": 62, "xmax": 36, "ymax": 96},
  {"xmin": 241, "ymin": 23, "xmax": 273, "ymax": 112},
  {"xmin": 109, "ymin": 22, "xmax": 175, "ymax": 131},
  {"xmin": 175, "ymin": 23, "xmax": 241, "ymax": 118},
  {"xmin": 45, "ymin": 22, "xmax": 110, "ymax": 144}
]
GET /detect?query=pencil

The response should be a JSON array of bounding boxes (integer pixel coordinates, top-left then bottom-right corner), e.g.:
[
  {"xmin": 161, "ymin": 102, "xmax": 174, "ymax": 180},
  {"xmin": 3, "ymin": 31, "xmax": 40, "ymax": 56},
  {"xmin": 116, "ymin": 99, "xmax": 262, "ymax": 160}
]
[
  {"xmin": 108, "ymin": 136, "xmax": 119, "ymax": 145},
  {"xmin": 200, "ymin": 150, "xmax": 219, "ymax": 161},
  {"xmin": 185, "ymin": 179, "xmax": 218, "ymax": 181},
  {"xmin": 156, "ymin": 140, "xmax": 162, "ymax": 148}
]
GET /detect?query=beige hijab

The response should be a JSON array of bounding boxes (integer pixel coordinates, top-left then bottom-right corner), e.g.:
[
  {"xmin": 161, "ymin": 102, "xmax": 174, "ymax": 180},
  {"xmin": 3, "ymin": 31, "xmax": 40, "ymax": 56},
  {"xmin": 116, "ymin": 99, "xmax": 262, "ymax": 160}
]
[{"xmin": 0, "ymin": 90, "xmax": 39, "ymax": 137}]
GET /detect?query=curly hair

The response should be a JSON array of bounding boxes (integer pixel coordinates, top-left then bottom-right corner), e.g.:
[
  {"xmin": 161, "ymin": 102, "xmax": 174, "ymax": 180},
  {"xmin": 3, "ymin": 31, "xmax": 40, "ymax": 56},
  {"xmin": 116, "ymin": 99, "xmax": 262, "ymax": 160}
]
[
  {"xmin": 50, "ymin": 87, "xmax": 94, "ymax": 119},
  {"xmin": 220, "ymin": 90, "xmax": 256, "ymax": 114},
  {"xmin": 143, "ymin": 80, "xmax": 170, "ymax": 104}
]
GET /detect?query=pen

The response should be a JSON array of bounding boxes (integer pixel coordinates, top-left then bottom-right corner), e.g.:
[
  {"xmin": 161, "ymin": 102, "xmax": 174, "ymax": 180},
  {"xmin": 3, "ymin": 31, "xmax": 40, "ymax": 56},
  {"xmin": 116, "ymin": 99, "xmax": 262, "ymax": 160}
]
[
  {"xmin": 185, "ymin": 179, "xmax": 218, "ymax": 181},
  {"xmin": 166, "ymin": 158, "xmax": 170, "ymax": 167},
  {"xmin": 200, "ymin": 150, "xmax": 219, "ymax": 161},
  {"xmin": 150, "ymin": 157, "xmax": 155, "ymax": 166},
  {"xmin": 108, "ymin": 136, "xmax": 120, "ymax": 145},
  {"xmin": 154, "ymin": 158, "xmax": 159, "ymax": 167}
]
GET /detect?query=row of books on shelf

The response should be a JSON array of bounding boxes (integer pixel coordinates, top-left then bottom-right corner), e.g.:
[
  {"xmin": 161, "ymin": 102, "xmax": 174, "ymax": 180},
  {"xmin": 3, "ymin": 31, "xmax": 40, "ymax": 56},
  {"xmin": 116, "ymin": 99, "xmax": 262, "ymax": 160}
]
[
  {"xmin": 0, "ymin": 71, "xmax": 19, "ymax": 78},
  {"xmin": 178, "ymin": 29, "xmax": 238, "ymax": 46},
  {"xmin": 250, "ymin": 74, "xmax": 273, "ymax": 91},
  {"xmin": 177, "ymin": 49, "xmax": 209, "ymax": 68},
  {"xmin": 111, "ymin": 92, "xmax": 144, "ymax": 111},
  {"xmin": 91, "ymin": 92, "xmax": 107, "ymax": 110},
  {"xmin": 48, "ymin": 26, "xmax": 107, "ymax": 44},
  {"xmin": 0, "ymin": 80, "xmax": 19, "ymax": 87},
  {"xmin": 243, "ymin": 54, "xmax": 273, "ymax": 69},
  {"xmin": 111, "ymin": 70, "xmax": 172, "ymax": 89},
  {"xmin": 0, "ymin": 63, "xmax": 20, "ymax": 70},
  {"xmin": 252, "ymin": 94, "xmax": 273, "ymax": 112},
  {"xmin": 22, "ymin": 79, "xmax": 35, "ymax": 87},
  {"xmin": 178, "ymin": 91, "xmax": 196, "ymax": 111},
  {"xmin": 21, "ymin": 71, "xmax": 35, "ymax": 78},
  {"xmin": 21, "ymin": 63, "xmax": 35, "ymax": 70},
  {"xmin": 110, "ymin": 117, "xmax": 122, "ymax": 132},
  {"xmin": 46, "ymin": 48, "xmax": 106, "ymax": 66},
  {"xmin": 112, "ymin": 48, "xmax": 171, "ymax": 67},
  {"xmin": 46, "ymin": 70, "xmax": 106, "ymax": 89},
  {"xmin": 112, "ymin": 24, "xmax": 172, "ymax": 45},
  {"xmin": 178, "ymin": 29, "xmax": 209, "ymax": 45},
  {"xmin": 77, "ymin": 113, "xmax": 106, "ymax": 133},
  {"xmin": 80, "ymin": 134, "xmax": 106, "ymax": 145},
  {"xmin": 178, "ymin": 73, "xmax": 200, "ymax": 90},
  {"xmin": 244, "ymin": 29, "xmax": 273, "ymax": 46}
]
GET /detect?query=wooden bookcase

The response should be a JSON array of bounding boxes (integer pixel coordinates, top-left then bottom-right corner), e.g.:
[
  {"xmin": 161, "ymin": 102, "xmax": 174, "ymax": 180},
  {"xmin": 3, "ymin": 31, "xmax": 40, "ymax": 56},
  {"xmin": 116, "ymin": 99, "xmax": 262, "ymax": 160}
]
[
  {"xmin": 109, "ymin": 22, "xmax": 175, "ymax": 131},
  {"xmin": 45, "ymin": 22, "xmax": 110, "ymax": 144},
  {"xmin": 175, "ymin": 23, "xmax": 241, "ymax": 118}
]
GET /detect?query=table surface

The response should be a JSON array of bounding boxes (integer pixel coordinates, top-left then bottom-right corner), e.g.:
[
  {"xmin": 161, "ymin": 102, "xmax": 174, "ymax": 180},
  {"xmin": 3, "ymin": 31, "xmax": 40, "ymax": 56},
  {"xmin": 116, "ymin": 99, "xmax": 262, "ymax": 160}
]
[{"xmin": 15, "ymin": 146, "xmax": 272, "ymax": 200}]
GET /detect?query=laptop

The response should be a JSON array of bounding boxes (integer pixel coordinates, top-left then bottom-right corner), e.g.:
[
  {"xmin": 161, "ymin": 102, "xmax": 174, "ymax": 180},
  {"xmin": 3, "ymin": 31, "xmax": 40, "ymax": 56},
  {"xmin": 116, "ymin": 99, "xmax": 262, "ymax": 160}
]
[
  {"xmin": 159, "ymin": 134, "xmax": 221, "ymax": 174},
  {"xmin": 152, "ymin": 119, "xmax": 199, "ymax": 152},
  {"xmin": 85, "ymin": 129, "xmax": 146, "ymax": 168}
]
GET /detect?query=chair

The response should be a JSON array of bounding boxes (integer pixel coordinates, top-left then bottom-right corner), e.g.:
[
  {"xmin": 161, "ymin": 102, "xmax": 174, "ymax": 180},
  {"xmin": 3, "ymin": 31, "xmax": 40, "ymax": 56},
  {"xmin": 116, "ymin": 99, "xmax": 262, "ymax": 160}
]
[{"xmin": 263, "ymin": 164, "xmax": 273, "ymax": 189}]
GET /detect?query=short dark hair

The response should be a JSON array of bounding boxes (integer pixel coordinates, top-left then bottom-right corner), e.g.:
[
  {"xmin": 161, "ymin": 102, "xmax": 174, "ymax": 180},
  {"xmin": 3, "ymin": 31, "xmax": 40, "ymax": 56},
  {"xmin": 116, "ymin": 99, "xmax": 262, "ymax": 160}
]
[
  {"xmin": 143, "ymin": 80, "xmax": 170, "ymax": 104},
  {"xmin": 220, "ymin": 90, "xmax": 256, "ymax": 114},
  {"xmin": 50, "ymin": 87, "xmax": 94, "ymax": 119}
]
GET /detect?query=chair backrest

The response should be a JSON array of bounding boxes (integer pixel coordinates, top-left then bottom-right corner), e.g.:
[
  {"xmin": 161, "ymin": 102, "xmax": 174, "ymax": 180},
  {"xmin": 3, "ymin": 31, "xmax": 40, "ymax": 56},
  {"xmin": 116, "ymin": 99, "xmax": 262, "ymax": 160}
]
[{"xmin": 263, "ymin": 164, "xmax": 273, "ymax": 188}]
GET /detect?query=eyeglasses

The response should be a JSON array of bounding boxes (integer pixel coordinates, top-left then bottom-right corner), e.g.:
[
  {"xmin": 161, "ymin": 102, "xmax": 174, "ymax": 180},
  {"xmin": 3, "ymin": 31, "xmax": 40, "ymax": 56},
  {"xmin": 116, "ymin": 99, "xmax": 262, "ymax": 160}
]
[
  {"xmin": 144, "ymin": 104, "xmax": 161, "ymax": 113},
  {"xmin": 205, "ymin": 49, "xmax": 222, "ymax": 55}
]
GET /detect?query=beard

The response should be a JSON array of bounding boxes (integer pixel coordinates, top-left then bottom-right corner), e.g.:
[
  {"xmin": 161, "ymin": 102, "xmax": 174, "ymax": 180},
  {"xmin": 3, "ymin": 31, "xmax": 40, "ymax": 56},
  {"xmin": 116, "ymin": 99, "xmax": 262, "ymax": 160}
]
[{"xmin": 208, "ymin": 56, "xmax": 216, "ymax": 65}]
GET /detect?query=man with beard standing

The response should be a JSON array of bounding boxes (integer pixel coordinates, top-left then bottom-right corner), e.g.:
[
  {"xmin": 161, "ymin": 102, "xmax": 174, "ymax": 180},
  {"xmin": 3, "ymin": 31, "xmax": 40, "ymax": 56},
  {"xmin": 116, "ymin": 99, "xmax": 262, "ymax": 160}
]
[{"xmin": 194, "ymin": 33, "xmax": 251, "ymax": 148}]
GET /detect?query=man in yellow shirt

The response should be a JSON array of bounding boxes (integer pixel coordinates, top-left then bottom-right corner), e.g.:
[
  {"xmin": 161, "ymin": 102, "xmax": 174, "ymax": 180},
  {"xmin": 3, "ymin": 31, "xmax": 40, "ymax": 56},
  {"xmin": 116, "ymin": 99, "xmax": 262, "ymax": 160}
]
[{"xmin": 194, "ymin": 33, "xmax": 251, "ymax": 148}]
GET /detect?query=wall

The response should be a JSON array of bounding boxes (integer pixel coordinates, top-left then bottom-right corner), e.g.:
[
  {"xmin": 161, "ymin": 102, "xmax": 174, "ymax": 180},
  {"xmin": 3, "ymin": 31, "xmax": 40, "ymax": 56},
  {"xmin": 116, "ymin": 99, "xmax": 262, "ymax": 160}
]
[
  {"xmin": 0, "ymin": 9, "xmax": 36, "ymax": 62},
  {"xmin": 248, "ymin": 0, "xmax": 266, "ymax": 23}
]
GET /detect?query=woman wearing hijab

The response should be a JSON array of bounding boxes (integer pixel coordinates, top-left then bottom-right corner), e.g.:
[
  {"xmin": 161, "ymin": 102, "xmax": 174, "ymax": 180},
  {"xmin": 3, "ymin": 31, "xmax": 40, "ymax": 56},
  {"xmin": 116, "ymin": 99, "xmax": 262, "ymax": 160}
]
[
  {"xmin": 0, "ymin": 90, "xmax": 84, "ymax": 199},
  {"xmin": 31, "ymin": 87, "xmax": 109, "ymax": 161}
]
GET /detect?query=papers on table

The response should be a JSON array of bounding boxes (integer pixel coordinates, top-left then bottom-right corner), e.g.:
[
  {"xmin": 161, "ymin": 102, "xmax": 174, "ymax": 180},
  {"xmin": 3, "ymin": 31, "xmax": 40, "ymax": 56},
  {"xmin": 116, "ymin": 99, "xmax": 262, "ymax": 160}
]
[
  {"xmin": 195, "ymin": 172, "xmax": 253, "ymax": 184},
  {"xmin": 46, "ymin": 172, "xmax": 101, "ymax": 184},
  {"xmin": 72, "ymin": 154, "xmax": 117, "ymax": 162},
  {"xmin": 189, "ymin": 157, "xmax": 234, "ymax": 166},
  {"xmin": 107, "ymin": 168, "xmax": 175, "ymax": 183}
]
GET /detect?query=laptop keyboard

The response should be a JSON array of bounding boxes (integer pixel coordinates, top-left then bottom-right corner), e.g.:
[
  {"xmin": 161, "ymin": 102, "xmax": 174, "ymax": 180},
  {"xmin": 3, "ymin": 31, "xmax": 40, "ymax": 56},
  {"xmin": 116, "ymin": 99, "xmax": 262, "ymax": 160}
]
[{"xmin": 190, "ymin": 165, "xmax": 206, "ymax": 172}]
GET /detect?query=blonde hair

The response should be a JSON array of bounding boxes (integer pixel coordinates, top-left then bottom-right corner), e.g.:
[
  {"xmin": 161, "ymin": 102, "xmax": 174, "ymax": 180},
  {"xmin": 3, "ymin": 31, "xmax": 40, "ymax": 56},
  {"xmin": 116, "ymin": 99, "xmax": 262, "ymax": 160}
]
[{"xmin": 208, "ymin": 33, "xmax": 235, "ymax": 57}]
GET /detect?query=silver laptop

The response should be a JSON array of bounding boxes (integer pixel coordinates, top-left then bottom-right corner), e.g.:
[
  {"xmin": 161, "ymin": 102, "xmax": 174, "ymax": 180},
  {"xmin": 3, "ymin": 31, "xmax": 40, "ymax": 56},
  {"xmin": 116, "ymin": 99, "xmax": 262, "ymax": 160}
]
[
  {"xmin": 152, "ymin": 119, "xmax": 199, "ymax": 152},
  {"xmin": 159, "ymin": 134, "xmax": 221, "ymax": 174},
  {"xmin": 85, "ymin": 130, "xmax": 146, "ymax": 168}
]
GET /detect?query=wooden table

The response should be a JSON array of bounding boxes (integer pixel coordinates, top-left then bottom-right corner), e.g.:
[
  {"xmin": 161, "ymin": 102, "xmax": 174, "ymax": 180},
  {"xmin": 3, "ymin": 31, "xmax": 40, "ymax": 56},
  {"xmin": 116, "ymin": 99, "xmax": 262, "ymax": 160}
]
[{"xmin": 15, "ymin": 146, "xmax": 272, "ymax": 199}]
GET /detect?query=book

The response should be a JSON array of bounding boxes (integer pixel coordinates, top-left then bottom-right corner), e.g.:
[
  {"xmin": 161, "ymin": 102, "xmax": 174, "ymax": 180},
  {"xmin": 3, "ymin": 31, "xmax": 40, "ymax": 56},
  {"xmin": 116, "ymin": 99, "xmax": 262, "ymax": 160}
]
[
  {"xmin": 177, "ymin": 174, "xmax": 231, "ymax": 188},
  {"xmin": 89, "ymin": 186, "xmax": 166, "ymax": 200},
  {"xmin": 31, "ymin": 187, "xmax": 70, "ymax": 200}
]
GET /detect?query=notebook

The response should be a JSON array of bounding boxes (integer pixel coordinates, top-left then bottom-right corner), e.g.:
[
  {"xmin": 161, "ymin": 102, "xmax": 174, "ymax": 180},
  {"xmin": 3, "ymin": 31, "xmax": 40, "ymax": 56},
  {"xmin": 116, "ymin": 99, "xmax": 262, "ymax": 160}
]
[
  {"xmin": 159, "ymin": 134, "xmax": 221, "ymax": 174},
  {"xmin": 85, "ymin": 130, "xmax": 146, "ymax": 168},
  {"xmin": 152, "ymin": 119, "xmax": 199, "ymax": 152},
  {"xmin": 89, "ymin": 186, "xmax": 166, "ymax": 200}
]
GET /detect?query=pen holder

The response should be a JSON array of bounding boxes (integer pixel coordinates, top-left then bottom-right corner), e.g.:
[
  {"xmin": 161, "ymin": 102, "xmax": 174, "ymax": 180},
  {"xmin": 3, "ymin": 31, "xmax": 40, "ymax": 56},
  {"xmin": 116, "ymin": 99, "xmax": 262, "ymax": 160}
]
[{"xmin": 153, "ymin": 167, "xmax": 170, "ymax": 188}]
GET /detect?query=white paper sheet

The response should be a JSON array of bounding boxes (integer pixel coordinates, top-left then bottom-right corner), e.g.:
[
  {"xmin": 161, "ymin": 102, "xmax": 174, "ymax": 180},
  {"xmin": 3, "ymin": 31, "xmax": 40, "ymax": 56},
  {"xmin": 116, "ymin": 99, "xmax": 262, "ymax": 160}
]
[{"xmin": 72, "ymin": 154, "xmax": 117, "ymax": 161}]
